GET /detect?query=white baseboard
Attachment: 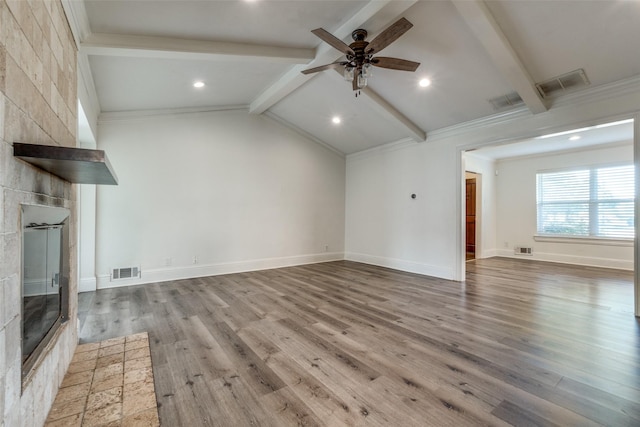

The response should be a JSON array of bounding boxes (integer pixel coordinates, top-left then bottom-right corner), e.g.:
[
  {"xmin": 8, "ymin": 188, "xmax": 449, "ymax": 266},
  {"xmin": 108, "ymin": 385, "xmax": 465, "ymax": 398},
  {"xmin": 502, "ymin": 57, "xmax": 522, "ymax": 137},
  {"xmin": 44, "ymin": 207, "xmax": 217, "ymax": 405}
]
[
  {"xmin": 78, "ymin": 277, "xmax": 97, "ymax": 293},
  {"xmin": 344, "ymin": 252, "xmax": 455, "ymax": 280},
  {"xmin": 96, "ymin": 252, "xmax": 345, "ymax": 289},
  {"xmin": 494, "ymin": 249, "xmax": 633, "ymax": 270},
  {"xmin": 475, "ymin": 248, "xmax": 498, "ymax": 259}
]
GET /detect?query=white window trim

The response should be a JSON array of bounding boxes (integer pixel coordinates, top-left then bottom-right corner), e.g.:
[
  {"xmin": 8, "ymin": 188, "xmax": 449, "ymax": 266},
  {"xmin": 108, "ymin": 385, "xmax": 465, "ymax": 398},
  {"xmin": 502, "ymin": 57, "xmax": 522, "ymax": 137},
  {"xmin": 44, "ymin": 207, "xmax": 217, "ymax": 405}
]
[
  {"xmin": 536, "ymin": 162, "xmax": 635, "ymax": 240},
  {"xmin": 533, "ymin": 234, "xmax": 633, "ymax": 247}
]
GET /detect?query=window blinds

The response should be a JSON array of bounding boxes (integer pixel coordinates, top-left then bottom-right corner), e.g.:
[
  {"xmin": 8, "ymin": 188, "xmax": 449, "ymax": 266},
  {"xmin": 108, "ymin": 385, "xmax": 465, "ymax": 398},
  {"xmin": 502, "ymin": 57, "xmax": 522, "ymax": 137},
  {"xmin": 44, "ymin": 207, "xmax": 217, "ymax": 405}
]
[{"xmin": 536, "ymin": 165, "xmax": 634, "ymax": 239}]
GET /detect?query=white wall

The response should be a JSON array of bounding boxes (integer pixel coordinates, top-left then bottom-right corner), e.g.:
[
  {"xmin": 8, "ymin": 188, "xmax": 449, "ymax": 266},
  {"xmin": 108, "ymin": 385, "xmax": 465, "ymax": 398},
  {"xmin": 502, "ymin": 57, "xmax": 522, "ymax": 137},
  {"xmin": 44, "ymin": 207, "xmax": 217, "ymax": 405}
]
[
  {"xmin": 95, "ymin": 109, "xmax": 345, "ymax": 288},
  {"xmin": 345, "ymin": 77, "xmax": 640, "ymax": 282},
  {"xmin": 495, "ymin": 143, "xmax": 634, "ymax": 269},
  {"xmin": 346, "ymin": 142, "xmax": 459, "ymax": 278},
  {"xmin": 465, "ymin": 153, "xmax": 497, "ymax": 258}
]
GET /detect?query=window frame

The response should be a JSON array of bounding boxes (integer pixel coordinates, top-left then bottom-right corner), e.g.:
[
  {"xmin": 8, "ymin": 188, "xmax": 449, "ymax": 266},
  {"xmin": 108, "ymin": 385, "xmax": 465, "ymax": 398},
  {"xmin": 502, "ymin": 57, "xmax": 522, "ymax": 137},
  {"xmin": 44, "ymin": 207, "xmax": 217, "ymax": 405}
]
[{"xmin": 535, "ymin": 162, "xmax": 635, "ymax": 242}]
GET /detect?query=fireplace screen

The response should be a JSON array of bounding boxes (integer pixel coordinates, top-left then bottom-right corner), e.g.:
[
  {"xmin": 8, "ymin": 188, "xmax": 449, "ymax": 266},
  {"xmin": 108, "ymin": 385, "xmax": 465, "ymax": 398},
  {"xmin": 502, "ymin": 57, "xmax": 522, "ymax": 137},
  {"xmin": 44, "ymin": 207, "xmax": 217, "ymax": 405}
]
[{"xmin": 21, "ymin": 205, "xmax": 70, "ymax": 376}]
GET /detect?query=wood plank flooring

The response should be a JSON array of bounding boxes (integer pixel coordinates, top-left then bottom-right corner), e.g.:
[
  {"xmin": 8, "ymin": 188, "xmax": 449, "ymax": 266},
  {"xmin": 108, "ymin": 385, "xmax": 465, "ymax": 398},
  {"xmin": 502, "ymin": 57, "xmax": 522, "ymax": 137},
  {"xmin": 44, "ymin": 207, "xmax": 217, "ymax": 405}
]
[{"xmin": 78, "ymin": 258, "xmax": 640, "ymax": 426}]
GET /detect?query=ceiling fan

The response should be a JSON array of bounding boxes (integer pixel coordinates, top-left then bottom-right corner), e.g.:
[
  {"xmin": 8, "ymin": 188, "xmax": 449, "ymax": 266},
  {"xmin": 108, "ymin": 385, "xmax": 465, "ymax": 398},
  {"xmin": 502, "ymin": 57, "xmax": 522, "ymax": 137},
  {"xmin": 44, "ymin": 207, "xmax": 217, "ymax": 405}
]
[{"xmin": 301, "ymin": 17, "xmax": 420, "ymax": 93}]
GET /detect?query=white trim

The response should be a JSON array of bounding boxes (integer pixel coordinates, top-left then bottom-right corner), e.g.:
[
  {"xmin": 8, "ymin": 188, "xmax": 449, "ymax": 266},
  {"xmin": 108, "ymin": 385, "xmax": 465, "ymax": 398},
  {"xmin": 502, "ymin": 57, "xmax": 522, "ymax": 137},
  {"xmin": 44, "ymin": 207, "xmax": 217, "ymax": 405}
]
[
  {"xmin": 634, "ymin": 113, "xmax": 640, "ymax": 317},
  {"xmin": 78, "ymin": 277, "xmax": 97, "ymax": 293},
  {"xmin": 346, "ymin": 138, "xmax": 418, "ymax": 162},
  {"xmin": 494, "ymin": 250, "xmax": 633, "ymax": 271},
  {"xmin": 443, "ymin": 76, "xmax": 640, "ymax": 150},
  {"xmin": 344, "ymin": 252, "xmax": 455, "ymax": 280},
  {"xmin": 96, "ymin": 252, "xmax": 344, "ymax": 289},
  {"xmin": 533, "ymin": 235, "xmax": 633, "ymax": 247},
  {"xmin": 263, "ymin": 112, "xmax": 345, "ymax": 158},
  {"xmin": 349, "ymin": 76, "xmax": 640, "ymax": 164},
  {"xmin": 477, "ymin": 249, "xmax": 498, "ymax": 259},
  {"xmin": 60, "ymin": 0, "xmax": 91, "ymax": 48}
]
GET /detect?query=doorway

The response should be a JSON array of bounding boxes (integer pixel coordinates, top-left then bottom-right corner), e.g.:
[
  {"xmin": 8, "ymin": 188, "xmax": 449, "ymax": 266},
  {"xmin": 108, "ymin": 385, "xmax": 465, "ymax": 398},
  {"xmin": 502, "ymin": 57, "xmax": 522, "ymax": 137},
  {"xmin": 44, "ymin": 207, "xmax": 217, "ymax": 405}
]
[
  {"xmin": 457, "ymin": 116, "xmax": 638, "ymax": 317},
  {"xmin": 465, "ymin": 172, "xmax": 477, "ymax": 260}
]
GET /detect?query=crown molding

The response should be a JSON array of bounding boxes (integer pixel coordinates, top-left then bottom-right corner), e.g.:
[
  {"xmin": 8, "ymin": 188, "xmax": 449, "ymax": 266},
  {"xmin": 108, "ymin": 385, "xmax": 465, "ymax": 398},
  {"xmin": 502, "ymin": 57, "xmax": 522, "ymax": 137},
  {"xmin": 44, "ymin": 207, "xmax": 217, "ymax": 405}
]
[
  {"xmin": 346, "ymin": 137, "xmax": 417, "ymax": 162},
  {"xmin": 264, "ymin": 112, "xmax": 345, "ymax": 158},
  {"xmin": 427, "ymin": 75, "xmax": 640, "ymax": 147},
  {"xmin": 346, "ymin": 75, "xmax": 640, "ymax": 159},
  {"xmin": 61, "ymin": 0, "xmax": 91, "ymax": 48}
]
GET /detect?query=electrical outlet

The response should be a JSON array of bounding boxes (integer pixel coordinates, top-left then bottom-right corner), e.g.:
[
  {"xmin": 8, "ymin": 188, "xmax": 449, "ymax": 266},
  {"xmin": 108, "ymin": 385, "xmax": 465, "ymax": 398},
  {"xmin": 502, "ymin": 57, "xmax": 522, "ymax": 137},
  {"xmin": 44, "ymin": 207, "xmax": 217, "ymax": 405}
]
[
  {"xmin": 193, "ymin": 256, "xmax": 198, "ymax": 264},
  {"xmin": 324, "ymin": 245, "xmax": 329, "ymax": 252},
  {"xmin": 165, "ymin": 257, "xmax": 172, "ymax": 267},
  {"xmin": 504, "ymin": 242, "xmax": 509, "ymax": 248}
]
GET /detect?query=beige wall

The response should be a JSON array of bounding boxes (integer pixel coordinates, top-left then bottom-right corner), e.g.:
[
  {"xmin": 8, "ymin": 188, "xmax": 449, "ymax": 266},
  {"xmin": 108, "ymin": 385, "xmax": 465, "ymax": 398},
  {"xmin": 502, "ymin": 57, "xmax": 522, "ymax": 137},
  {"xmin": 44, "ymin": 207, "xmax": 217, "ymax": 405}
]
[{"xmin": 1, "ymin": 0, "xmax": 78, "ymax": 425}]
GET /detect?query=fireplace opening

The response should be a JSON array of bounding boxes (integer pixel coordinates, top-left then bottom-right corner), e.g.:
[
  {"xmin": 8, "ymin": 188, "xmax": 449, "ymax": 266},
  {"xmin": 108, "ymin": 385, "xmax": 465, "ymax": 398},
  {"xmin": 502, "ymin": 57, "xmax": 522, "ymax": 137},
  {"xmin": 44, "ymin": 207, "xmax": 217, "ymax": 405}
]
[{"xmin": 21, "ymin": 204, "xmax": 70, "ymax": 379}]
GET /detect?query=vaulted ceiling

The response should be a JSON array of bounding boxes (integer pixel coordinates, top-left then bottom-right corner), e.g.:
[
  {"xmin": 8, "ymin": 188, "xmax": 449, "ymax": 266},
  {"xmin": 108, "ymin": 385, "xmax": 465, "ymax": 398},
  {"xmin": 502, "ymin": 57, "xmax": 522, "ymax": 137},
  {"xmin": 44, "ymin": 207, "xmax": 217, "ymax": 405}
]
[{"xmin": 66, "ymin": 0, "xmax": 640, "ymax": 155}]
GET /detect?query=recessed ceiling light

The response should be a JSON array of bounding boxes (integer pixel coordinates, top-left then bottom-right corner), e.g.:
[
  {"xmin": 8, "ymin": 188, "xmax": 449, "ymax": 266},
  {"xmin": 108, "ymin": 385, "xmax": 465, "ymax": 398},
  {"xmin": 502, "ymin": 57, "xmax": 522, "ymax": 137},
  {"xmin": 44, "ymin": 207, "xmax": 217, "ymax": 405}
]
[
  {"xmin": 537, "ymin": 127, "xmax": 591, "ymax": 139},
  {"xmin": 193, "ymin": 81, "xmax": 205, "ymax": 88},
  {"xmin": 569, "ymin": 135, "xmax": 581, "ymax": 141},
  {"xmin": 419, "ymin": 78, "xmax": 431, "ymax": 88},
  {"xmin": 332, "ymin": 116, "xmax": 341, "ymax": 124},
  {"xmin": 537, "ymin": 118, "xmax": 633, "ymax": 139},
  {"xmin": 595, "ymin": 118, "xmax": 634, "ymax": 128}
]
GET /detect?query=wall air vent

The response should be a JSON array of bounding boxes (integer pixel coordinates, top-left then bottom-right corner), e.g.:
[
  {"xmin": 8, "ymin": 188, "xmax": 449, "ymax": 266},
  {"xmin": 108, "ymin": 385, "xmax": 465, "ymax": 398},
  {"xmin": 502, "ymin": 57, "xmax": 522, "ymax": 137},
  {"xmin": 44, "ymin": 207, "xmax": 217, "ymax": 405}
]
[
  {"xmin": 111, "ymin": 266, "xmax": 141, "ymax": 281},
  {"xmin": 535, "ymin": 69, "xmax": 590, "ymax": 98},
  {"xmin": 488, "ymin": 92, "xmax": 524, "ymax": 111},
  {"xmin": 514, "ymin": 247, "xmax": 533, "ymax": 256}
]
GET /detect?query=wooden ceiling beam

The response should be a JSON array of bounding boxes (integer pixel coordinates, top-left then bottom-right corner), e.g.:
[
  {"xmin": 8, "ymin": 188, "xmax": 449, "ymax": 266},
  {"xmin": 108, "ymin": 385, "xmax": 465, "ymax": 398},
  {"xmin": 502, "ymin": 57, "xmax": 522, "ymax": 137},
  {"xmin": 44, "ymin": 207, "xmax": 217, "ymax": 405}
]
[
  {"xmin": 452, "ymin": 0, "xmax": 548, "ymax": 114},
  {"xmin": 81, "ymin": 33, "xmax": 315, "ymax": 63}
]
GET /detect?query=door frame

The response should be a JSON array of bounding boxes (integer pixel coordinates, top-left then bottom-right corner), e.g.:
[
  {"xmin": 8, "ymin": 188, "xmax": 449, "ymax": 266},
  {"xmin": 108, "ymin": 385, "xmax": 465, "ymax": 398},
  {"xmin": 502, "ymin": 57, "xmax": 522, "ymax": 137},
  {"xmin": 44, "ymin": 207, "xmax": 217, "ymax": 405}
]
[
  {"xmin": 456, "ymin": 113, "xmax": 639, "ymax": 317},
  {"xmin": 465, "ymin": 172, "xmax": 480, "ymax": 260}
]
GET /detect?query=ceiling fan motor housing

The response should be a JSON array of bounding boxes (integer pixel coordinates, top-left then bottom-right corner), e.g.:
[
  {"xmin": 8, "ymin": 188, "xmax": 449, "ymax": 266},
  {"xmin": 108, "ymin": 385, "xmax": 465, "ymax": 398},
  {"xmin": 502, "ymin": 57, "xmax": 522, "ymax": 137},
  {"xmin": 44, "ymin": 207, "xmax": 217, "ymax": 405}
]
[{"xmin": 348, "ymin": 31, "xmax": 372, "ymax": 69}]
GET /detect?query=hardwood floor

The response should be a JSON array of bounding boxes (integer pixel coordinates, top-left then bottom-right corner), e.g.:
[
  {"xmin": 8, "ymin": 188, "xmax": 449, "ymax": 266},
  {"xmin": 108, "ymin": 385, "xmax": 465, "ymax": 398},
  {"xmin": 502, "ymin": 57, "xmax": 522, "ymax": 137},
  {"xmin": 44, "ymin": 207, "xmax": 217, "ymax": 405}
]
[{"xmin": 78, "ymin": 258, "xmax": 640, "ymax": 426}]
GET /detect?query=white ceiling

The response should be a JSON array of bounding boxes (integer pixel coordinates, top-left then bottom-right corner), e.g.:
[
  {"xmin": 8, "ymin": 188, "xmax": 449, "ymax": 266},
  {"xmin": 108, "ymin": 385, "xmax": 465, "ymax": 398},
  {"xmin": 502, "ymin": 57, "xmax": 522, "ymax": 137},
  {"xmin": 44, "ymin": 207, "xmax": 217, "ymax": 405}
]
[
  {"xmin": 471, "ymin": 119, "xmax": 635, "ymax": 161},
  {"xmin": 72, "ymin": 0, "xmax": 640, "ymax": 155}
]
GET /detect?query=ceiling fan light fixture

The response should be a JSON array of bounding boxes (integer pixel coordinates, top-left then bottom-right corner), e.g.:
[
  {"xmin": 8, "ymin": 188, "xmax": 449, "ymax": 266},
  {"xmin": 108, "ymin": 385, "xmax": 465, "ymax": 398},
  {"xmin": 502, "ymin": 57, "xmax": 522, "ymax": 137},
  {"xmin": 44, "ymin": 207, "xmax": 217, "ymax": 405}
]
[
  {"xmin": 302, "ymin": 17, "xmax": 419, "ymax": 93},
  {"xmin": 362, "ymin": 63, "xmax": 373, "ymax": 79},
  {"xmin": 193, "ymin": 81, "xmax": 205, "ymax": 88},
  {"xmin": 343, "ymin": 66, "xmax": 354, "ymax": 81},
  {"xmin": 357, "ymin": 72, "xmax": 368, "ymax": 89},
  {"xmin": 357, "ymin": 70, "xmax": 369, "ymax": 89},
  {"xmin": 332, "ymin": 116, "xmax": 341, "ymax": 124}
]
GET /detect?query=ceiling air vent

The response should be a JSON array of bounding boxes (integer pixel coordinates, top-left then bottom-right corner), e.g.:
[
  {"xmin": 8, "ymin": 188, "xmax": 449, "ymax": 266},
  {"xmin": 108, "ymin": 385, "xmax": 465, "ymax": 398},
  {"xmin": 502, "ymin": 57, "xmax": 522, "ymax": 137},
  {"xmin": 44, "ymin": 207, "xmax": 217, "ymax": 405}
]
[
  {"xmin": 535, "ymin": 69, "xmax": 590, "ymax": 98},
  {"xmin": 488, "ymin": 92, "xmax": 524, "ymax": 111}
]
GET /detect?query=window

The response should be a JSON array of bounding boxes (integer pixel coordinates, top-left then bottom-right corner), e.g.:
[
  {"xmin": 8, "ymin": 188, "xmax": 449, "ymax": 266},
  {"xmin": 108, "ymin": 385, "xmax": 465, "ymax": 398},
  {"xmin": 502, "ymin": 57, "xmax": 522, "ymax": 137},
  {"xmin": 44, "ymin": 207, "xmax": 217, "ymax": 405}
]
[{"xmin": 536, "ymin": 164, "xmax": 635, "ymax": 239}]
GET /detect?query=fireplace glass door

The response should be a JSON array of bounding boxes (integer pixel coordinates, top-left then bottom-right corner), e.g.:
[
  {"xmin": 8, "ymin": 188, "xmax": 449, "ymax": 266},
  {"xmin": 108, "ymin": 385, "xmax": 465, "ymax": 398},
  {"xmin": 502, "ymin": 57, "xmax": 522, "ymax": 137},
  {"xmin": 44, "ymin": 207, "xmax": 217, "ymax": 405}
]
[{"xmin": 21, "ymin": 205, "xmax": 70, "ymax": 374}]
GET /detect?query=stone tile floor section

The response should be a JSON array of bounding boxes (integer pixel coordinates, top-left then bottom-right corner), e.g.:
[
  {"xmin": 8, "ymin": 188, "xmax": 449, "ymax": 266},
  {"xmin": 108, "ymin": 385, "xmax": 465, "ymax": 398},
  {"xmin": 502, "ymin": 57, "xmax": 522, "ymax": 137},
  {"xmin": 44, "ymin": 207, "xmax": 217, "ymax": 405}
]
[{"xmin": 44, "ymin": 332, "xmax": 160, "ymax": 427}]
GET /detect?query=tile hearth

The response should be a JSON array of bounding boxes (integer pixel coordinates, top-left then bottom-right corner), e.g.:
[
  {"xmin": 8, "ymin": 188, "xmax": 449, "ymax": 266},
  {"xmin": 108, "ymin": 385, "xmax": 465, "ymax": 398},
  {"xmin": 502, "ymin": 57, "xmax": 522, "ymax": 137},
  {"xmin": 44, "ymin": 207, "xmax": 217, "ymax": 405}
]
[{"xmin": 44, "ymin": 333, "xmax": 160, "ymax": 426}]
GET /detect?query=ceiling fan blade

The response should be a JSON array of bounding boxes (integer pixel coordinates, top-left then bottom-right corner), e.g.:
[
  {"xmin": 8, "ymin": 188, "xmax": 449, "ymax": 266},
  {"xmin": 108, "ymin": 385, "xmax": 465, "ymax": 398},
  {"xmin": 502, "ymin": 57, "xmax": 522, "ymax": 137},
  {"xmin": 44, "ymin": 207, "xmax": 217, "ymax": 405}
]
[
  {"xmin": 301, "ymin": 62, "xmax": 345, "ymax": 75},
  {"xmin": 311, "ymin": 28, "xmax": 355, "ymax": 56},
  {"xmin": 371, "ymin": 57, "xmax": 420, "ymax": 72},
  {"xmin": 353, "ymin": 71, "xmax": 358, "ymax": 91},
  {"xmin": 365, "ymin": 17, "xmax": 413, "ymax": 54}
]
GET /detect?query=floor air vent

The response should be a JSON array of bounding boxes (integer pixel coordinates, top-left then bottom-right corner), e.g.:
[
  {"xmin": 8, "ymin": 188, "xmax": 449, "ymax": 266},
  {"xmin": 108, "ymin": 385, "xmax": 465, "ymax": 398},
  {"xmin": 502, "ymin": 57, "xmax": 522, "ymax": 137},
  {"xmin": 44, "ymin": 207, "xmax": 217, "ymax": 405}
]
[
  {"xmin": 111, "ymin": 266, "xmax": 141, "ymax": 281},
  {"xmin": 514, "ymin": 247, "xmax": 533, "ymax": 256},
  {"xmin": 536, "ymin": 69, "xmax": 590, "ymax": 98},
  {"xmin": 489, "ymin": 92, "xmax": 524, "ymax": 111}
]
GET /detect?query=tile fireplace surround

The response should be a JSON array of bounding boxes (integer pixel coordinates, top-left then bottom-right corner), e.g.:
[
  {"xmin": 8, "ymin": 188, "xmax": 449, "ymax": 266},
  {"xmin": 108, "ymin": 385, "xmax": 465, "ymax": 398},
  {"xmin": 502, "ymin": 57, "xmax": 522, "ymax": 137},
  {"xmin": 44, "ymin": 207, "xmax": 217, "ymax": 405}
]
[{"xmin": 1, "ymin": 0, "xmax": 80, "ymax": 425}]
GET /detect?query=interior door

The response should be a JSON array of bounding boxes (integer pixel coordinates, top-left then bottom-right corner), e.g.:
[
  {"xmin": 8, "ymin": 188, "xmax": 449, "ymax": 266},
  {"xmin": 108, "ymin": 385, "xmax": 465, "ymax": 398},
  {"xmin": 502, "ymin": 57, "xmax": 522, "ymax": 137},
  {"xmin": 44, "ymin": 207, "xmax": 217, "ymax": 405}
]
[{"xmin": 466, "ymin": 178, "xmax": 476, "ymax": 260}]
